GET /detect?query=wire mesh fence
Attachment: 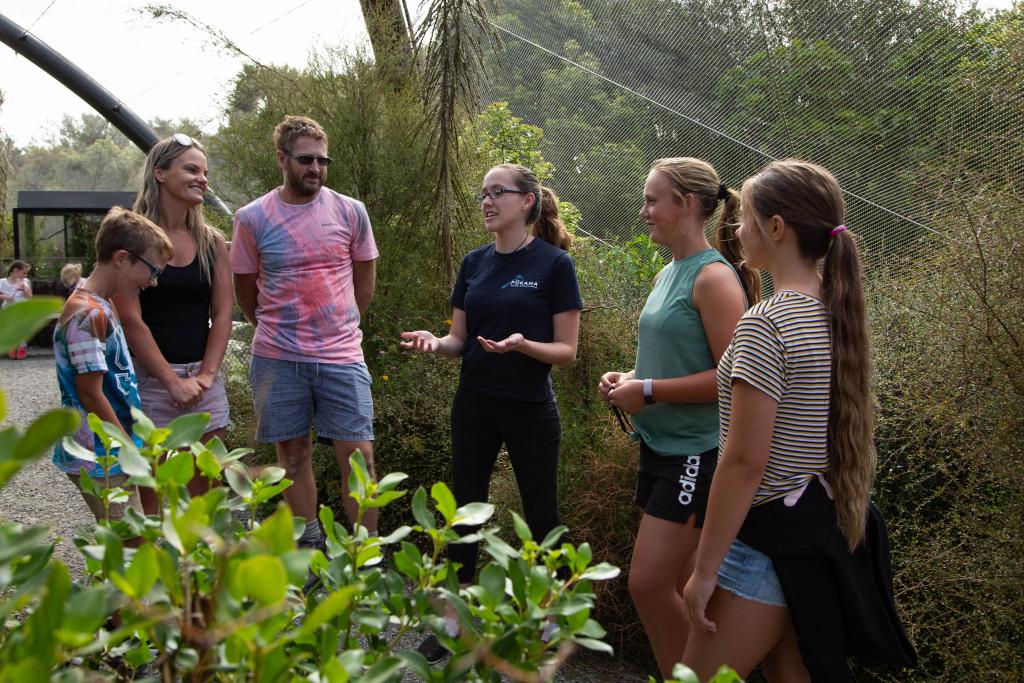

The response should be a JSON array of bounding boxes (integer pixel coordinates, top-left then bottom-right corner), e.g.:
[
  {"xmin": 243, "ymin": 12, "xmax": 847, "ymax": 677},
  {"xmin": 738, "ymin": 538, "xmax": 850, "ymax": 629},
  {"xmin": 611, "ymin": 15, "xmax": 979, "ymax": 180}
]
[{"xmin": 481, "ymin": 0, "xmax": 1022, "ymax": 276}]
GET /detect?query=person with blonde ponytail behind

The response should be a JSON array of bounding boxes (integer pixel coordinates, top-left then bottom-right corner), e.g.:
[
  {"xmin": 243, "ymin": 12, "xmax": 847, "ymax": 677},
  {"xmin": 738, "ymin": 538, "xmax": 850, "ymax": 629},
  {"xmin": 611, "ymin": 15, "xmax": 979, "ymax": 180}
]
[
  {"xmin": 400, "ymin": 164, "xmax": 581, "ymax": 663},
  {"xmin": 112, "ymin": 134, "xmax": 232, "ymax": 510},
  {"xmin": 682, "ymin": 159, "xmax": 915, "ymax": 681},
  {"xmin": 597, "ymin": 157, "xmax": 757, "ymax": 677}
]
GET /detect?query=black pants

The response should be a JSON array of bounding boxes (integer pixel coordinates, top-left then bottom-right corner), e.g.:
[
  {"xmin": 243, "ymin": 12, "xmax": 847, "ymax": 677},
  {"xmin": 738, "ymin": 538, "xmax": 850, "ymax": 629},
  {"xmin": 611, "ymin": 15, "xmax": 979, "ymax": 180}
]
[{"xmin": 447, "ymin": 385, "xmax": 562, "ymax": 583}]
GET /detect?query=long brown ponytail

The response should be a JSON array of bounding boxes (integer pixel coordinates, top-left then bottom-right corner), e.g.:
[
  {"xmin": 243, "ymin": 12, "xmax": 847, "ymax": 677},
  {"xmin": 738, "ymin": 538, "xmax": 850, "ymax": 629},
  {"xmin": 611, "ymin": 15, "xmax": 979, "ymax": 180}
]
[
  {"xmin": 498, "ymin": 164, "xmax": 573, "ymax": 251},
  {"xmin": 745, "ymin": 159, "xmax": 875, "ymax": 550},
  {"xmin": 651, "ymin": 157, "xmax": 760, "ymax": 305}
]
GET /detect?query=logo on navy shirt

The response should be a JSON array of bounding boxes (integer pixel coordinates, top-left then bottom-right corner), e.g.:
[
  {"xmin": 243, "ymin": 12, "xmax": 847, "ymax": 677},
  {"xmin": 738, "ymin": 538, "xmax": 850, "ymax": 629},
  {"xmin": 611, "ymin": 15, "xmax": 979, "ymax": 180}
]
[{"xmin": 501, "ymin": 274, "xmax": 539, "ymax": 290}]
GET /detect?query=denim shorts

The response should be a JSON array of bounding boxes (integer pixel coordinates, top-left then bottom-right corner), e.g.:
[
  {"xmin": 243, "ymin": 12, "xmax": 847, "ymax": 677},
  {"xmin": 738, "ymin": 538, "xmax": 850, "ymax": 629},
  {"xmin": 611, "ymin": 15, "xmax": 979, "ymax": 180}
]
[
  {"xmin": 136, "ymin": 361, "xmax": 230, "ymax": 431},
  {"xmin": 716, "ymin": 538, "xmax": 787, "ymax": 607},
  {"xmin": 248, "ymin": 355, "xmax": 374, "ymax": 443}
]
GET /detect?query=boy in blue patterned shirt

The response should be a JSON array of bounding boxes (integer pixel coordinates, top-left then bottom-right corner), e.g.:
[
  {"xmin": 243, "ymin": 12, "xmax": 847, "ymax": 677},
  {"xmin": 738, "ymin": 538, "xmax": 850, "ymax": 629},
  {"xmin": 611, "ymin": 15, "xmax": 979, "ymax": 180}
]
[{"xmin": 52, "ymin": 207, "xmax": 173, "ymax": 522}]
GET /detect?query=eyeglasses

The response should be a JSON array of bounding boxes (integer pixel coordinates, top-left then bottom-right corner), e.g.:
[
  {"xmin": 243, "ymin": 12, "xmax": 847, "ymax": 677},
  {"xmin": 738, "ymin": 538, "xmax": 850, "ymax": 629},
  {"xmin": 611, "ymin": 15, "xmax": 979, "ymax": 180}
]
[
  {"xmin": 284, "ymin": 150, "xmax": 332, "ymax": 166},
  {"xmin": 475, "ymin": 187, "xmax": 528, "ymax": 203},
  {"xmin": 130, "ymin": 251, "xmax": 163, "ymax": 281},
  {"xmin": 172, "ymin": 133, "xmax": 197, "ymax": 147}
]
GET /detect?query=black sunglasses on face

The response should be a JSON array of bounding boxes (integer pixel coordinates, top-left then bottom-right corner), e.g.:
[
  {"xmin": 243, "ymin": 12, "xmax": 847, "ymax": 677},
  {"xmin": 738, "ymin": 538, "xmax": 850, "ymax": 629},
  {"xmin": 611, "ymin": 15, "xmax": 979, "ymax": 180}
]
[
  {"xmin": 285, "ymin": 149, "xmax": 332, "ymax": 166},
  {"xmin": 475, "ymin": 187, "xmax": 528, "ymax": 203},
  {"xmin": 130, "ymin": 251, "xmax": 163, "ymax": 281}
]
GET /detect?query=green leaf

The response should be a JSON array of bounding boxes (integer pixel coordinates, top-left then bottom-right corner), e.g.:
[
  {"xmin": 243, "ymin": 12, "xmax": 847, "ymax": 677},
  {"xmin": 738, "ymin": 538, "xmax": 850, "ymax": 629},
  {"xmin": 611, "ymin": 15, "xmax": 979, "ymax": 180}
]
[
  {"xmin": 60, "ymin": 585, "xmax": 109, "ymax": 639},
  {"xmin": 378, "ymin": 525, "xmax": 412, "ymax": 544},
  {"xmin": 125, "ymin": 543, "xmax": 158, "ymax": 597},
  {"xmin": 575, "ymin": 637, "xmax": 614, "ymax": 655},
  {"xmin": 431, "ymin": 481, "xmax": 457, "ymax": 522},
  {"xmin": 156, "ymin": 450, "xmax": 195, "ymax": 487},
  {"xmin": 377, "ymin": 472, "xmax": 408, "ymax": 490},
  {"xmin": 0, "ymin": 298, "xmax": 62, "ymax": 353},
  {"xmin": 411, "ymin": 487, "xmax": 435, "ymax": 529},
  {"xmin": 709, "ymin": 665, "xmax": 744, "ymax": 682},
  {"xmin": 299, "ymin": 586, "xmax": 358, "ymax": 636},
  {"xmin": 510, "ymin": 511, "xmax": 532, "ymax": 542},
  {"xmin": 163, "ymin": 412, "xmax": 211, "ymax": 449},
  {"xmin": 670, "ymin": 663, "xmax": 702, "ymax": 683},
  {"xmin": 224, "ymin": 464, "xmax": 253, "ymax": 498},
  {"xmin": 59, "ymin": 436, "xmax": 96, "ymax": 462},
  {"xmin": 479, "ymin": 563, "xmax": 505, "ymax": 608},
  {"xmin": 113, "ymin": 443, "xmax": 150, "ymax": 478},
  {"xmin": 540, "ymin": 525, "xmax": 568, "ymax": 549},
  {"xmin": 251, "ymin": 504, "xmax": 296, "ymax": 555},
  {"xmin": 257, "ymin": 466, "xmax": 286, "ymax": 485},
  {"xmin": 237, "ymin": 555, "xmax": 287, "ymax": 605},
  {"xmin": 130, "ymin": 407, "xmax": 155, "ymax": 441},
  {"xmin": 359, "ymin": 655, "xmax": 403, "ymax": 683},
  {"xmin": 14, "ymin": 409, "xmax": 79, "ymax": 462},
  {"xmin": 362, "ymin": 489, "xmax": 406, "ymax": 508},
  {"xmin": 454, "ymin": 502, "xmax": 494, "ymax": 527},
  {"xmin": 195, "ymin": 448, "xmax": 221, "ymax": 479},
  {"xmin": 579, "ymin": 562, "xmax": 620, "ymax": 581}
]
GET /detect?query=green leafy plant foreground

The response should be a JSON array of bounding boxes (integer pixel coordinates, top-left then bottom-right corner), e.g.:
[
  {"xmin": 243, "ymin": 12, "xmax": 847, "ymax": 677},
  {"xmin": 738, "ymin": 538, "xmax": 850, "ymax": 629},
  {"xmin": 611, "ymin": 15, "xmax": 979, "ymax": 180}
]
[{"xmin": 0, "ymin": 297, "xmax": 624, "ymax": 682}]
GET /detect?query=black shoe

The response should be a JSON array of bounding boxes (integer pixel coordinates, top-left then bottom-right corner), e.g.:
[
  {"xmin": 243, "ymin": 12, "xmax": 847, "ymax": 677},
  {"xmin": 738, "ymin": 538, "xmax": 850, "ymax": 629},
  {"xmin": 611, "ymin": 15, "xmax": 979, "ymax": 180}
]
[{"xmin": 416, "ymin": 633, "xmax": 449, "ymax": 664}]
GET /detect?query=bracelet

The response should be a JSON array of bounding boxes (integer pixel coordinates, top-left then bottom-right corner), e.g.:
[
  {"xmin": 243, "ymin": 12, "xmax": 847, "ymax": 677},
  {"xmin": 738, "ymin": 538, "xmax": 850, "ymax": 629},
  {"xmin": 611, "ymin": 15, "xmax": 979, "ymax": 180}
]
[{"xmin": 643, "ymin": 378, "xmax": 655, "ymax": 405}]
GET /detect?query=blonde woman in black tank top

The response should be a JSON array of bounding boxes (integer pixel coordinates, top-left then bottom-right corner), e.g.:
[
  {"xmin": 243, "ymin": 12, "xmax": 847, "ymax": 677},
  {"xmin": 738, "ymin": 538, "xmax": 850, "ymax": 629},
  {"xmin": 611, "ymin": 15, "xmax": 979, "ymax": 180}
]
[{"xmin": 112, "ymin": 135, "xmax": 232, "ymax": 512}]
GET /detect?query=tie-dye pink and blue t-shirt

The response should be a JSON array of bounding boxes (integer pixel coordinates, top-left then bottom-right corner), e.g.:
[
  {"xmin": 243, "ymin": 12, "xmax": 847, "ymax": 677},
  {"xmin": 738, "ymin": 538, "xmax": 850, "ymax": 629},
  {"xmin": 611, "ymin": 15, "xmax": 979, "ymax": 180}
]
[
  {"xmin": 230, "ymin": 188, "xmax": 379, "ymax": 363},
  {"xmin": 52, "ymin": 288, "xmax": 142, "ymax": 477}
]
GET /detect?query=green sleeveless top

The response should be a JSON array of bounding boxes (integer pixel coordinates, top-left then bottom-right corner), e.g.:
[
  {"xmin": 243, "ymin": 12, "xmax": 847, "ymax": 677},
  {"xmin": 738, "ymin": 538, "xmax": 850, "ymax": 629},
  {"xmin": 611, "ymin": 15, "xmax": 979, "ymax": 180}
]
[{"xmin": 632, "ymin": 248, "xmax": 736, "ymax": 457}]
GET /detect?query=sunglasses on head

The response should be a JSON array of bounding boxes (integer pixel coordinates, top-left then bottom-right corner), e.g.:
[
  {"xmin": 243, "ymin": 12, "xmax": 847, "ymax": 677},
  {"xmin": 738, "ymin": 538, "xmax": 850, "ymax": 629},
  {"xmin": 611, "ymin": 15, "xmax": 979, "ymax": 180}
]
[
  {"xmin": 172, "ymin": 132, "xmax": 198, "ymax": 147},
  {"xmin": 284, "ymin": 149, "xmax": 332, "ymax": 167}
]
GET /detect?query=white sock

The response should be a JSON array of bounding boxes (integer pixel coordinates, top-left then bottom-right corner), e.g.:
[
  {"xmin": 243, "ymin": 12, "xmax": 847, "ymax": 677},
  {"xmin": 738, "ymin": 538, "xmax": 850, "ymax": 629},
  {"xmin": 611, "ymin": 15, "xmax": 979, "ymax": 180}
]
[
  {"xmin": 444, "ymin": 616, "xmax": 459, "ymax": 636},
  {"xmin": 541, "ymin": 621, "xmax": 559, "ymax": 643}
]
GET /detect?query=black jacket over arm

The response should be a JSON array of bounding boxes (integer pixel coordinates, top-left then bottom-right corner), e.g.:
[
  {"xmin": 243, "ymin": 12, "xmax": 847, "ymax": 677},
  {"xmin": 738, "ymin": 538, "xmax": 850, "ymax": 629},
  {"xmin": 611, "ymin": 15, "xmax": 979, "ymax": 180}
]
[{"xmin": 738, "ymin": 477, "xmax": 917, "ymax": 683}]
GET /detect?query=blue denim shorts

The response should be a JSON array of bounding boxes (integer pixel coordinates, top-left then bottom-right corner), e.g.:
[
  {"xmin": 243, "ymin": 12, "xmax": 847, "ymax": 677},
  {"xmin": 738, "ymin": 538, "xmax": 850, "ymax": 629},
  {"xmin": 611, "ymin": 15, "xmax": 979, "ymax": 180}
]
[
  {"xmin": 248, "ymin": 356, "xmax": 374, "ymax": 443},
  {"xmin": 716, "ymin": 538, "xmax": 787, "ymax": 607}
]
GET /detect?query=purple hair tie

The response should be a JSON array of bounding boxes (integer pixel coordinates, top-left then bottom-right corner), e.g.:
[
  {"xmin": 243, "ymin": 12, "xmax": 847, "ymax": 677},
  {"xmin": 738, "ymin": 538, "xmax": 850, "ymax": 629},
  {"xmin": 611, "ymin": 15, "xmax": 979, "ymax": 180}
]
[{"xmin": 830, "ymin": 224, "xmax": 848, "ymax": 236}]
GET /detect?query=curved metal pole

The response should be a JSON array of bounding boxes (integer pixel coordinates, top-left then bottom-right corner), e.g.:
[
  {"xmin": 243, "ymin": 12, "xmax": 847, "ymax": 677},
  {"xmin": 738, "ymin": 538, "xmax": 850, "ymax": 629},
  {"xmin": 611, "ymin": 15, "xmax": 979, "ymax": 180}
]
[{"xmin": 0, "ymin": 12, "xmax": 232, "ymax": 216}]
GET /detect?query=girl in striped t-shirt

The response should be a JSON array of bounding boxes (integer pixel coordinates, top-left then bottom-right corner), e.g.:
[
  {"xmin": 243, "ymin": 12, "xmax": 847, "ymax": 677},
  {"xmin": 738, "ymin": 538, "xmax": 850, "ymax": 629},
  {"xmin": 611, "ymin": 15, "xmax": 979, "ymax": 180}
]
[{"xmin": 682, "ymin": 160, "xmax": 883, "ymax": 680}]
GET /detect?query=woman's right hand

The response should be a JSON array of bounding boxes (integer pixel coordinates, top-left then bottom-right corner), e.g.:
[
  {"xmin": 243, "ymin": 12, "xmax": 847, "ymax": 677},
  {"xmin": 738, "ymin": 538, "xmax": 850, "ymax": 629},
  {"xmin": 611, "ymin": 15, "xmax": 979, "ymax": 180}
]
[
  {"xmin": 167, "ymin": 376, "xmax": 204, "ymax": 408},
  {"xmin": 598, "ymin": 371, "xmax": 625, "ymax": 402},
  {"xmin": 400, "ymin": 331, "xmax": 440, "ymax": 354}
]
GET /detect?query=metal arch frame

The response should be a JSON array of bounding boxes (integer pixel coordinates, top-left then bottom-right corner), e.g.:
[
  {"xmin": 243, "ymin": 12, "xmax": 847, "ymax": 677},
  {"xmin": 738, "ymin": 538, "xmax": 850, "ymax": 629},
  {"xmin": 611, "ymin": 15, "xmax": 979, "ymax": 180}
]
[{"xmin": 0, "ymin": 11, "xmax": 232, "ymax": 216}]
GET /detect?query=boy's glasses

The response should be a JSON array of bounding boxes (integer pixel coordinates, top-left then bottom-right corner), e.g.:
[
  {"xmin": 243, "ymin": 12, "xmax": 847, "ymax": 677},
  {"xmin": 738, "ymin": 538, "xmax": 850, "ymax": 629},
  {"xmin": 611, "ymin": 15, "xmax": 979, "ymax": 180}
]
[
  {"xmin": 285, "ymin": 150, "xmax": 333, "ymax": 166},
  {"xmin": 475, "ymin": 187, "xmax": 527, "ymax": 203},
  {"xmin": 130, "ymin": 252, "xmax": 163, "ymax": 281}
]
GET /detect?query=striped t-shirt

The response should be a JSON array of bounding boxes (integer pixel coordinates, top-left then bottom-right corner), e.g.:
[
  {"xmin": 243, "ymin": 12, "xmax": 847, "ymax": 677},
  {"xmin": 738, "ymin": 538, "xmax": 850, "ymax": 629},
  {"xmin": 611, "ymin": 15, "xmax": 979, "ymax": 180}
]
[{"xmin": 718, "ymin": 290, "xmax": 832, "ymax": 505}]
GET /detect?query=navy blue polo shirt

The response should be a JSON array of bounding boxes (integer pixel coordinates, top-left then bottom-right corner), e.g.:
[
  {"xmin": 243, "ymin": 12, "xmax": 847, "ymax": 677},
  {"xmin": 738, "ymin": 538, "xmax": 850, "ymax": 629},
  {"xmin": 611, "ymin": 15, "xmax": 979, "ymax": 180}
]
[{"xmin": 451, "ymin": 238, "xmax": 583, "ymax": 401}]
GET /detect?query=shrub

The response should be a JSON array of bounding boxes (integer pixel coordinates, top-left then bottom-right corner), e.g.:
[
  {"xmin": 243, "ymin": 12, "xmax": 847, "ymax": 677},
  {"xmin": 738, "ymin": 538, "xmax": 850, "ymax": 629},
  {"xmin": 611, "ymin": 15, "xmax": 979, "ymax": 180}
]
[{"xmin": 863, "ymin": 181, "xmax": 1023, "ymax": 681}]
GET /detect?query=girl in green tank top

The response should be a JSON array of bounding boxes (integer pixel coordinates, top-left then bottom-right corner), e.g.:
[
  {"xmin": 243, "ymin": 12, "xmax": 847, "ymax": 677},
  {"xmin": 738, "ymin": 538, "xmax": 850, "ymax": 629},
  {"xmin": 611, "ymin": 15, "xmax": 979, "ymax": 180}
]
[{"xmin": 597, "ymin": 157, "xmax": 759, "ymax": 678}]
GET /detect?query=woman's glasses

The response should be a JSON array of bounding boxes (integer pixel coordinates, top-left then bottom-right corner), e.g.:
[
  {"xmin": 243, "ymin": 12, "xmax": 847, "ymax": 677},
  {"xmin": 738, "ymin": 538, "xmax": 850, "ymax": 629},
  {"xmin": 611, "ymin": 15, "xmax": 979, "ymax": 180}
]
[{"xmin": 475, "ymin": 187, "xmax": 528, "ymax": 203}]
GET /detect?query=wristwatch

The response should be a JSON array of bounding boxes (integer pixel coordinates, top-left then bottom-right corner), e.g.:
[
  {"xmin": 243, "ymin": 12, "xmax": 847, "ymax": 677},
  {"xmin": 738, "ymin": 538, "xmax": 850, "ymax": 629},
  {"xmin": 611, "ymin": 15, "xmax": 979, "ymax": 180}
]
[{"xmin": 643, "ymin": 378, "xmax": 655, "ymax": 405}]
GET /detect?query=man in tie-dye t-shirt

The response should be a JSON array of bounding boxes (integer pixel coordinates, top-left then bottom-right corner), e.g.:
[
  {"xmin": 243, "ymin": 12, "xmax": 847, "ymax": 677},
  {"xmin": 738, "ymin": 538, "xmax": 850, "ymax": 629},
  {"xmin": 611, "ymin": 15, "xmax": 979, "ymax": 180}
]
[{"xmin": 231, "ymin": 115, "xmax": 379, "ymax": 552}]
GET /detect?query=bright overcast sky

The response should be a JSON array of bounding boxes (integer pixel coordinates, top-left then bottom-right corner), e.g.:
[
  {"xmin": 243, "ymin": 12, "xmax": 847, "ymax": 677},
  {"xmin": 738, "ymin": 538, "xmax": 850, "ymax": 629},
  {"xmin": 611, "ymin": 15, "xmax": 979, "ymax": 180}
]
[
  {"xmin": 1, "ymin": 0, "xmax": 1017, "ymax": 148},
  {"xmin": 1, "ymin": 1, "xmax": 372, "ymax": 147}
]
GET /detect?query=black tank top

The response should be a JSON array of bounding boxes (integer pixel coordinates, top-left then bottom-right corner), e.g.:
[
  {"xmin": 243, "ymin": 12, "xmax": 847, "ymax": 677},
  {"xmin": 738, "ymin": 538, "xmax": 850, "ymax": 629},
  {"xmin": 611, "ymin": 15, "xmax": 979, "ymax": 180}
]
[{"xmin": 139, "ymin": 251, "xmax": 213, "ymax": 363}]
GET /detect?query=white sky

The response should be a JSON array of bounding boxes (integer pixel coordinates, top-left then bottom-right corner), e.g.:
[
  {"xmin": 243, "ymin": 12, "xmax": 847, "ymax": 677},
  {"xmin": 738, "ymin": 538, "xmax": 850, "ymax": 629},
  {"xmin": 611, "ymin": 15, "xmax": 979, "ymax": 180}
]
[
  {"xmin": 1, "ymin": 0, "xmax": 1017, "ymax": 148},
  {"xmin": 0, "ymin": 0, "xmax": 372, "ymax": 147}
]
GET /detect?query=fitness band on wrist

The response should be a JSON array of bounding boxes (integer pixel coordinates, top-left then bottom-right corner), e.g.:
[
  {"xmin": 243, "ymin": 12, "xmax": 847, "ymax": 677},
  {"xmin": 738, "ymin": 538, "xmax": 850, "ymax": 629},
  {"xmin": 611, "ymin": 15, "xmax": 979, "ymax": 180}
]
[{"xmin": 643, "ymin": 378, "xmax": 655, "ymax": 405}]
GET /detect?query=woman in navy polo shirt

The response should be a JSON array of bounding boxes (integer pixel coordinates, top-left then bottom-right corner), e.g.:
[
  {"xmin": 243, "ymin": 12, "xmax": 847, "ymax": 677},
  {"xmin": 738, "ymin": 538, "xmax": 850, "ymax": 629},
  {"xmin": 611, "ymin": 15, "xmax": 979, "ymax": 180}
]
[{"xmin": 401, "ymin": 163, "xmax": 582, "ymax": 661}]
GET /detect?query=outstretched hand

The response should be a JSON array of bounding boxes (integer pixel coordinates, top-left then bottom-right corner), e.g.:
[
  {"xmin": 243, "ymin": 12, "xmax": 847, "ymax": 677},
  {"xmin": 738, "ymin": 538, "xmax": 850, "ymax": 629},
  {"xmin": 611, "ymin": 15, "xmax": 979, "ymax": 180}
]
[
  {"xmin": 400, "ymin": 330, "xmax": 441, "ymax": 353},
  {"xmin": 477, "ymin": 333, "xmax": 524, "ymax": 354}
]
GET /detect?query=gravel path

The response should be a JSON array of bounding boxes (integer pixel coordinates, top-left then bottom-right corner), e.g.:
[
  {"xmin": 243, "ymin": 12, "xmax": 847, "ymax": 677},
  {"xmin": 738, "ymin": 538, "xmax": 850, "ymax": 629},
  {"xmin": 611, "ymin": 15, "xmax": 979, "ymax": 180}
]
[
  {"xmin": 0, "ymin": 348, "xmax": 90, "ymax": 578},
  {"xmin": 0, "ymin": 348, "xmax": 650, "ymax": 682}
]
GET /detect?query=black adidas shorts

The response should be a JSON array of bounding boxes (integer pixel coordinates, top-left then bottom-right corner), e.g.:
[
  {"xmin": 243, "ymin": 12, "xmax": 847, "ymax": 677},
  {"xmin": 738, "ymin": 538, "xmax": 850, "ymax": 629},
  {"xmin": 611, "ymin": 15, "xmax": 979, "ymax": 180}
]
[{"xmin": 634, "ymin": 441, "xmax": 717, "ymax": 527}]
